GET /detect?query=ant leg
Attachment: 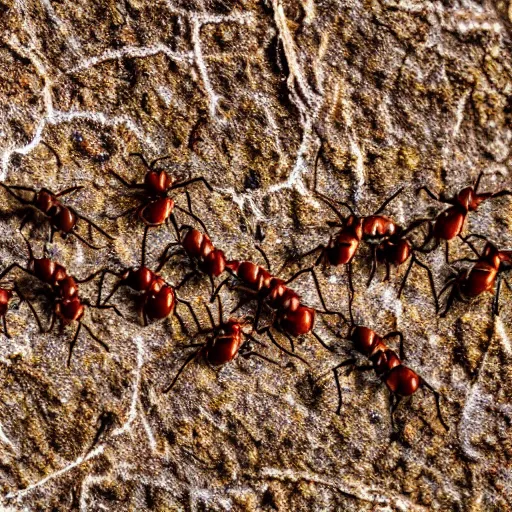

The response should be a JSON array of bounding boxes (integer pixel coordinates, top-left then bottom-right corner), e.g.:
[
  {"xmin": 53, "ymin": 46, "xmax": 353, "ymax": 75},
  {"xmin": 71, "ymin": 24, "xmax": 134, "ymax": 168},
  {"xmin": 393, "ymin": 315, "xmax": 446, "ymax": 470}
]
[
  {"xmin": 311, "ymin": 331, "xmax": 334, "ymax": 352},
  {"xmin": 210, "ymin": 276, "xmax": 231, "ymax": 303},
  {"xmin": 107, "ymin": 205, "xmax": 139, "ymax": 221},
  {"xmin": 491, "ymin": 189, "xmax": 512, "ymax": 199},
  {"xmin": 332, "ymin": 358, "xmax": 357, "ymax": 414},
  {"xmin": 276, "ymin": 245, "xmax": 325, "ymax": 275},
  {"xmin": 2, "ymin": 315, "xmax": 10, "ymax": 339},
  {"xmin": 175, "ymin": 271, "xmax": 197, "ymax": 291},
  {"xmin": 367, "ymin": 246, "xmax": 378, "ymax": 286},
  {"xmin": 82, "ymin": 323, "xmax": 110, "ymax": 353},
  {"xmin": 243, "ymin": 332, "xmax": 267, "ymax": 348},
  {"xmin": 260, "ymin": 328, "xmax": 310, "ymax": 366},
  {"xmin": 89, "ymin": 303, "xmax": 124, "ymax": 318},
  {"xmin": 176, "ymin": 297, "xmax": 202, "ymax": 331},
  {"xmin": 252, "ymin": 300, "xmax": 262, "ymax": 332},
  {"xmin": 174, "ymin": 205, "xmax": 209, "ymax": 236},
  {"xmin": 216, "ymin": 294, "xmax": 224, "ymax": 325},
  {"xmin": 383, "ymin": 331, "xmax": 405, "ymax": 360},
  {"xmin": 141, "ymin": 225, "xmax": 150, "ymax": 268},
  {"xmin": 19, "ymin": 211, "xmax": 34, "ymax": 234},
  {"xmin": 384, "ymin": 261, "xmax": 391, "ymax": 282},
  {"xmin": 163, "ymin": 350, "xmax": 199, "ymax": 393},
  {"xmin": 493, "ymin": 276, "xmax": 502, "ymax": 316},
  {"xmin": 55, "ymin": 185, "xmax": 84, "ymax": 197},
  {"xmin": 445, "ymin": 241, "xmax": 450, "ymax": 265},
  {"xmin": 0, "ymin": 183, "xmax": 34, "ymax": 204},
  {"xmin": 109, "ymin": 170, "xmax": 145, "ymax": 189},
  {"xmin": 75, "ymin": 268, "xmax": 108, "ymax": 284},
  {"xmin": 417, "ymin": 186, "xmax": 450, "ymax": 204},
  {"xmin": 440, "ymin": 284, "xmax": 458, "ymax": 318},
  {"xmin": 14, "ymin": 284, "xmax": 45, "ymax": 333},
  {"xmin": 373, "ymin": 186, "xmax": 405, "ymax": 215},
  {"xmin": 72, "ymin": 210, "xmax": 115, "ymax": 241},
  {"xmin": 389, "ymin": 394, "xmax": 402, "ymax": 431},
  {"xmin": 474, "ymin": 170, "xmax": 485, "ymax": 193},
  {"xmin": 70, "ymin": 231, "xmax": 104, "ymax": 250},
  {"xmin": 282, "ymin": 331, "xmax": 295, "ymax": 352},
  {"xmin": 421, "ymin": 380, "xmax": 449, "ymax": 431},
  {"xmin": 0, "ymin": 263, "xmax": 30, "ymax": 281},
  {"xmin": 255, "ymin": 245, "xmax": 272, "ymax": 272},
  {"xmin": 174, "ymin": 310, "xmax": 189, "ymax": 334},
  {"xmin": 101, "ymin": 280, "xmax": 123, "ymax": 307},
  {"xmin": 67, "ymin": 323, "xmax": 82, "ymax": 367},
  {"xmin": 149, "ymin": 155, "xmax": 174, "ymax": 169},
  {"xmin": 155, "ymin": 243, "xmax": 182, "ymax": 272},
  {"xmin": 170, "ymin": 176, "xmax": 213, "ymax": 193},
  {"xmin": 315, "ymin": 192, "xmax": 349, "ymax": 222},
  {"xmin": 185, "ymin": 189, "xmax": 193, "ymax": 215},
  {"xmin": 168, "ymin": 214, "xmax": 181, "ymax": 243},
  {"xmin": 458, "ymin": 234, "xmax": 483, "ymax": 256},
  {"xmin": 399, "ymin": 256, "xmax": 438, "ymax": 311},
  {"xmin": 128, "ymin": 152, "xmax": 152, "ymax": 170},
  {"xmin": 240, "ymin": 350, "xmax": 282, "ymax": 366},
  {"xmin": 285, "ymin": 267, "xmax": 331, "ymax": 313},
  {"xmin": 204, "ymin": 302, "xmax": 216, "ymax": 330}
]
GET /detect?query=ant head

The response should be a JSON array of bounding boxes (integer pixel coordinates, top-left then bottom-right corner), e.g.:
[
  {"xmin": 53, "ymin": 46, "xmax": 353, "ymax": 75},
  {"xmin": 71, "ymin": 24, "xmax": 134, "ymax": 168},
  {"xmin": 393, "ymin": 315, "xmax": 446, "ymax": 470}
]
[
  {"xmin": 124, "ymin": 267, "xmax": 156, "ymax": 292},
  {"xmin": 57, "ymin": 298, "xmax": 85, "ymax": 323},
  {"xmin": 350, "ymin": 326, "xmax": 380, "ymax": 356},
  {"xmin": 456, "ymin": 187, "xmax": 488, "ymax": 211},
  {"xmin": 144, "ymin": 170, "xmax": 173, "ymax": 195},
  {"xmin": 53, "ymin": 206, "xmax": 78, "ymax": 234},
  {"xmin": 0, "ymin": 288, "xmax": 13, "ymax": 307},
  {"xmin": 279, "ymin": 305, "xmax": 315, "ymax": 337},
  {"xmin": 482, "ymin": 242, "xmax": 501, "ymax": 268},
  {"xmin": 203, "ymin": 249, "xmax": 227, "ymax": 277},
  {"xmin": 35, "ymin": 190, "xmax": 57, "ymax": 214}
]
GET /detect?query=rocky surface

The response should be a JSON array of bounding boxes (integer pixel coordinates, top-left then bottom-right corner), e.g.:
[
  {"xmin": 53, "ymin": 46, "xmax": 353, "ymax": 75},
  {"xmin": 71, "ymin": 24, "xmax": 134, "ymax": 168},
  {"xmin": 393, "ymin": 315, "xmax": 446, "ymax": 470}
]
[{"xmin": 1, "ymin": 0, "xmax": 512, "ymax": 510}]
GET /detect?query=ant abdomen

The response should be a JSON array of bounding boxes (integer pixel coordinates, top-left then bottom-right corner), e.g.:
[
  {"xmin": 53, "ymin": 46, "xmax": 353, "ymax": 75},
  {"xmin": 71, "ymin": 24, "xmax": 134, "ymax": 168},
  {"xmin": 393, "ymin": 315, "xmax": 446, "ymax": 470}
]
[
  {"xmin": 384, "ymin": 365, "xmax": 421, "ymax": 396},
  {"xmin": 278, "ymin": 305, "xmax": 315, "ymax": 337},
  {"xmin": 140, "ymin": 198, "xmax": 175, "ymax": 226},
  {"xmin": 123, "ymin": 267, "xmax": 158, "ymax": 292},
  {"xmin": 145, "ymin": 285, "xmax": 175, "ymax": 320}
]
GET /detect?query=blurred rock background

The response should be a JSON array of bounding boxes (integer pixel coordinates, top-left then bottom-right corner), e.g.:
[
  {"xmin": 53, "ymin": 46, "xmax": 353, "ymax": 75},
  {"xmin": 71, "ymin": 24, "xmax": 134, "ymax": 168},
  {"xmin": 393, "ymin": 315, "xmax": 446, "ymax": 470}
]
[{"xmin": 0, "ymin": 0, "xmax": 512, "ymax": 510}]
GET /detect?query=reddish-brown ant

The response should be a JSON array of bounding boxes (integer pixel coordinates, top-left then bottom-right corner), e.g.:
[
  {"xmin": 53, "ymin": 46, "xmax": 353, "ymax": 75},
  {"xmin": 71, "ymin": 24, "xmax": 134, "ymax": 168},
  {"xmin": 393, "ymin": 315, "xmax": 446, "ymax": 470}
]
[
  {"xmin": 211, "ymin": 247, "xmax": 334, "ymax": 355},
  {"xmin": 416, "ymin": 171, "xmax": 511, "ymax": 262},
  {"xmin": 157, "ymin": 225, "xmax": 227, "ymax": 294},
  {"xmin": 367, "ymin": 220, "xmax": 438, "ymax": 309},
  {"xmin": 331, "ymin": 301, "xmax": 448, "ymax": 431},
  {"xmin": 438, "ymin": 234, "xmax": 512, "ymax": 317},
  {"xmin": 0, "ymin": 237, "xmax": 120, "ymax": 365},
  {"xmin": 0, "ymin": 182, "xmax": 114, "ymax": 249},
  {"xmin": 109, "ymin": 152, "xmax": 213, "ymax": 249},
  {"xmin": 0, "ymin": 287, "xmax": 14, "ymax": 338},
  {"xmin": 284, "ymin": 187, "xmax": 405, "ymax": 301},
  {"xmin": 163, "ymin": 296, "xmax": 282, "ymax": 392},
  {"xmin": 98, "ymin": 236, "xmax": 199, "ymax": 331}
]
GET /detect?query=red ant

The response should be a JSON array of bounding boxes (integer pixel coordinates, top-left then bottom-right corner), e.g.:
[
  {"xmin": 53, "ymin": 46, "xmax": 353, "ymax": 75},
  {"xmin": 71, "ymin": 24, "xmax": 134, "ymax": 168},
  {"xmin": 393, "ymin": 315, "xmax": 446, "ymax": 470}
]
[
  {"xmin": 109, "ymin": 153, "xmax": 213, "ymax": 256},
  {"xmin": 0, "ymin": 183, "xmax": 114, "ymax": 250},
  {"xmin": 211, "ymin": 247, "xmax": 334, "ymax": 355},
  {"xmin": 438, "ymin": 234, "xmax": 512, "ymax": 317},
  {"xmin": 284, "ymin": 187, "xmax": 405, "ymax": 301},
  {"xmin": 367, "ymin": 219, "xmax": 438, "ymax": 309},
  {"xmin": 416, "ymin": 171, "xmax": 511, "ymax": 262},
  {"xmin": 98, "ymin": 236, "xmax": 199, "ymax": 331},
  {"xmin": 163, "ymin": 296, "xmax": 283, "ymax": 392},
  {"xmin": 0, "ymin": 287, "xmax": 14, "ymax": 338},
  {"xmin": 331, "ymin": 300, "xmax": 448, "ymax": 431},
  {"xmin": 0, "ymin": 237, "xmax": 119, "ymax": 365},
  {"xmin": 157, "ymin": 225, "xmax": 227, "ymax": 294}
]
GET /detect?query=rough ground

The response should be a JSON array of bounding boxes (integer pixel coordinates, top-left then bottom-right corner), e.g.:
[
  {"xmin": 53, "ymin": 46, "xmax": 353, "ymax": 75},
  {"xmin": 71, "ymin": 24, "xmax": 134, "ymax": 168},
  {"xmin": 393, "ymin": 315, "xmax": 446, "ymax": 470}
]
[{"xmin": 1, "ymin": 0, "xmax": 512, "ymax": 510}]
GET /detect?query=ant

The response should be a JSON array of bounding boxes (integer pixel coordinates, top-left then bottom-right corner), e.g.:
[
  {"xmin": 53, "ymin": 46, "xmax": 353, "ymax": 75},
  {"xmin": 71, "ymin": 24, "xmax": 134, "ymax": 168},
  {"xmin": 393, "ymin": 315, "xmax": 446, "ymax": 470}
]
[
  {"xmin": 98, "ymin": 236, "xmax": 199, "ymax": 331},
  {"xmin": 0, "ymin": 182, "xmax": 114, "ymax": 250},
  {"xmin": 211, "ymin": 246, "xmax": 334, "ymax": 354},
  {"xmin": 109, "ymin": 152, "xmax": 213, "ymax": 250},
  {"xmin": 367, "ymin": 219, "xmax": 438, "ymax": 309},
  {"xmin": 157, "ymin": 225, "xmax": 227, "ymax": 294},
  {"xmin": 330, "ymin": 300, "xmax": 448, "ymax": 432},
  {"xmin": 163, "ymin": 296, "xmax": 282, "ymax": 392},
  {"xmin": 438, "ymin": 234, "xmax": 512, "ymax": 317},
  {"xmin": 0, "ymin": 237, "xmax": 120, "ymax": 366},
  {"xmin": 283, "ymin": 186, "xmax": 405, "ymax": 302},
  {"xmin": 416, "ymin": 171, "xmax": 511, "ymax": 263},
  {"xmin": 0, "ymin": 287, "xmax": 14, "ymax": 338}
]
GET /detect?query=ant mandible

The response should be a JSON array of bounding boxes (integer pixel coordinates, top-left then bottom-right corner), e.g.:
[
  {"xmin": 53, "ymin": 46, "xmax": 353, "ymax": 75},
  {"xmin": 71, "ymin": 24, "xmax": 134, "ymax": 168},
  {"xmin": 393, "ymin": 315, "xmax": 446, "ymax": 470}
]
[
  {"xmin": 416, "ymin": 171, "xmax": 511, "ymax": 263},
  {"xmin": 330, "ymin": 300, "xmax": 448, "ymax": 432},
  {"xmin": 0, "ymin": 183, "xmax": 114, "ymax": 249},
  {"xmin": 0, "ymin": 237, "xmax": 120, "ymax": 365},
  {"xmin": 438, "ymin": 234, "xmax": 512, "ymax": 317},
  {"xmin": 163, "ymin": 296, "xmax": 281, "ymax": 392},
  {"xmin": 109, "ymin": 153, "xmax": 213, "ymax": 255}
]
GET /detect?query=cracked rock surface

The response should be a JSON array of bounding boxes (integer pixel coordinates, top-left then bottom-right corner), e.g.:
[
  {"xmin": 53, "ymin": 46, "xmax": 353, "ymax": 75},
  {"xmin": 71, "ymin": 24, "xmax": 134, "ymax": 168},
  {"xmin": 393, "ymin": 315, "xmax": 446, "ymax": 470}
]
[{"xmin": 1, "ymin": 0, "xmax": 512, "ymax": 510}]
